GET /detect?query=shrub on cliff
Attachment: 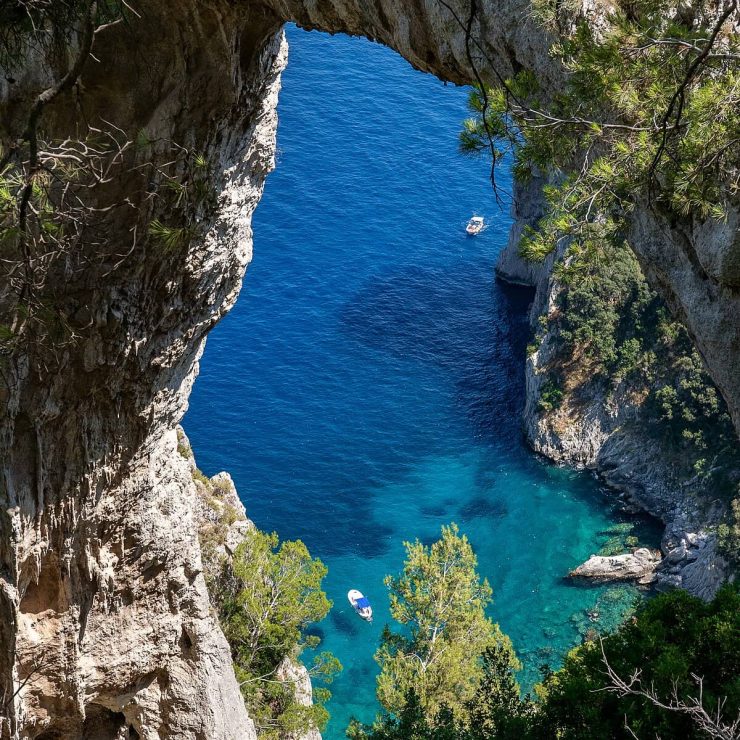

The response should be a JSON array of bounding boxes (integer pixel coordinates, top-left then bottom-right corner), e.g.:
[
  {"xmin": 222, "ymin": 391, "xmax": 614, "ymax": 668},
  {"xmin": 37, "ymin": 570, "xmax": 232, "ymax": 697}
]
[
  {"xmin": 531, "ymin": 584, "xmax": 740, "ymax": 739},
  {"xmin": 528, "ymin": 232, "xmax": 739, "ymax": 483},
  {"xmin": 215, "ymin": 529, "xmax": 340, "ymax": 739}
]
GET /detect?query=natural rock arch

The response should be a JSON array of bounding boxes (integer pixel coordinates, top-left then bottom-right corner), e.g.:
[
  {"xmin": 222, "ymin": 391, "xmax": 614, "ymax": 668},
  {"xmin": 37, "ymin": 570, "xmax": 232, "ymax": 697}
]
[{"xmin": 0, "ymin": 2, "xmax": 737, "ymax": 737}]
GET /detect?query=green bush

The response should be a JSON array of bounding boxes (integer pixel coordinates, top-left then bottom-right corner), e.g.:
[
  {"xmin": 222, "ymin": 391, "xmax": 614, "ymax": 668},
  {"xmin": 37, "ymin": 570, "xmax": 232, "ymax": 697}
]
[
  {"xmin": 538, "ymin": 237, "xmax": 739, "ymax": 481},
  {"xmin": 531, "ymin": 585, "xmax": 740, "ymax": 739},
  {"xmin": 215, "ymin": 529, "xmax": 340, "ymax": 739},
  {"xmin": 537, "ymin": 377, "xmax": 564, "ymax": 412}
]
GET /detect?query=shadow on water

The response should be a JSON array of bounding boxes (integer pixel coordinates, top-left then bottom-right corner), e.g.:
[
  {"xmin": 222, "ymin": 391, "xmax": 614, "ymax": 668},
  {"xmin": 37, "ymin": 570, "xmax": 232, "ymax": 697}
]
[
  {"xmin": 331, "ymin": 609, "xmax": 363, "ymax": 638},
  {"xmin": 420, "ymin": 502, "xmax": 450, "ymax": 517},
  {"xmin": 339, "ymin": 260, "xmax": 535, "ymax": 446},
  {"xmin": 459, "ymin": 495, "xmax": 508, "ymax": 521},
  {"xmin": 337, "ymin": 257, "xmax": 666, "ymax": 550}
]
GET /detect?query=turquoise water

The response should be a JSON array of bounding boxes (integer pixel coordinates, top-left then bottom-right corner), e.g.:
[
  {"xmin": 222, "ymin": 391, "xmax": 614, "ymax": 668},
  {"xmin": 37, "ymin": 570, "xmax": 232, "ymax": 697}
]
[{"xmin": 184, "ymin": 26, "xmax": 659, "ymax": 737}]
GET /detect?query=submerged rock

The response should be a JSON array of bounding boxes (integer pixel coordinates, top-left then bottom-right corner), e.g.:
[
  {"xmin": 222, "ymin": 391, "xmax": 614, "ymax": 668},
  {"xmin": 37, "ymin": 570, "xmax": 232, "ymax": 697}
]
[{"xmin": 569, "ymin": 548, "xmax": 662, "ymax": 585}]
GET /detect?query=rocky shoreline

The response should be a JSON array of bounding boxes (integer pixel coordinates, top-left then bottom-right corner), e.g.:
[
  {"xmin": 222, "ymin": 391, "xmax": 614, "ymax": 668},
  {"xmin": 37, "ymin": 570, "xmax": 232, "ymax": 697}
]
[
  {"xmin": 495, "ymin": 182, "xmax": 732, "ymax": 600},
  {"xmin": 569, "ymin": 548, "xmax": 662, "ymax": 586}
]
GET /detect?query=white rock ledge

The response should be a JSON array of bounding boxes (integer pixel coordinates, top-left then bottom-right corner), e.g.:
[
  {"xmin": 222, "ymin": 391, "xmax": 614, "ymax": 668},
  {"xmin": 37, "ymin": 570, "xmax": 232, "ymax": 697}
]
[{"xmin": 569, "ymin": 548, "xmax": 663, "ymax": 585}]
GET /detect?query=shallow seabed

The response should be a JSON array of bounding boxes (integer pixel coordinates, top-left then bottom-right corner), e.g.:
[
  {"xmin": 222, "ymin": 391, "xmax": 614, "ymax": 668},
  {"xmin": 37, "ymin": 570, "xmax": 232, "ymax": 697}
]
[{"xmin": 185, "ymin": 25, "xmax": 661, "ymax": 738}]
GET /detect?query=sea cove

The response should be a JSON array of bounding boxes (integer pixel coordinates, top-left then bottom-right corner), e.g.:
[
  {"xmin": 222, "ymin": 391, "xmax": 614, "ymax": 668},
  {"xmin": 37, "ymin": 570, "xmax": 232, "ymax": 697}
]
[{"xmin": 185, "ymin": 25, "xmax": 660, "ymax": 738}]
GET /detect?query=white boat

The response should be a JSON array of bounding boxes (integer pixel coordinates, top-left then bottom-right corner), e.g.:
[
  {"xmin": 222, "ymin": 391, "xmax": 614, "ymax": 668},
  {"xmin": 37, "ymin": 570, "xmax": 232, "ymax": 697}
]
[
  {"xmin": 347, "ymin": 589, "xmax": 372, "ymax": 622},
  {"xmin": 466, "ymin": 215, "xmax": 485, "ymax": 235}
]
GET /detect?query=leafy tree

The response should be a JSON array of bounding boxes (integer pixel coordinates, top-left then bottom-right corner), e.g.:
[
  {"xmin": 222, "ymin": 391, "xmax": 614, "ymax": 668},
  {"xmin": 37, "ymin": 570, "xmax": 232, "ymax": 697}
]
[
  {"xmin": 373, "ymin": 524, "xmax": 519, "ymax": 725},
  {"xmin": 348, "ymin": 538, "xmax": 738, "ymax": 740},
  {"xmin": 347, "ymin": 690, "xmax": 462, "ymax": 740},
  {"xmin": 215, "ymin": 528, "xmax": 340, "ymax": 739},
  {"xmin": 466, "ymin": 645, "xmax": 533, "ymax": 739},
  {"xmin": 531, "ymin": 585, "xmax": 740, "ymax": 739},
  {"xmin": 462, "ymin": 0, "xmax": 739, "ymax": 252}
]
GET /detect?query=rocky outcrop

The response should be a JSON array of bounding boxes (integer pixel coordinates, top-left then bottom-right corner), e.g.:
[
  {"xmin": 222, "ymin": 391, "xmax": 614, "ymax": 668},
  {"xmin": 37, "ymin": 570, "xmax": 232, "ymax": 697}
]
[
  {"xmin": 274, "ymin": 659, "xmax": 322, "ymax": 740},
  {"xmin": 519, "ymin": 253, "xmax": 735, "ymax": 599},
  {"xmin": 1, "ymin": 1, "xmax": 738, "ymax": 736},
  {"xmin": 495, "ymin": 173, "xmax": 553, "ymax": 291},
  {"xmin": 569, "ymin": 548, "xmax": 662, "ymax": 585},
  {"xmin": 181, "ymin": 429, "xmax": 323, "ymax": 740}
]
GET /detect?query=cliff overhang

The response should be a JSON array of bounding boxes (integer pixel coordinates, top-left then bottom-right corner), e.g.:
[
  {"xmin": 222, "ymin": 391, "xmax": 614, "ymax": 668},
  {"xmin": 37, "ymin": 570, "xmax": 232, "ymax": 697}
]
[{"xmin": 1, "ymin": 2, "xmax": 738, "ymax": 737}]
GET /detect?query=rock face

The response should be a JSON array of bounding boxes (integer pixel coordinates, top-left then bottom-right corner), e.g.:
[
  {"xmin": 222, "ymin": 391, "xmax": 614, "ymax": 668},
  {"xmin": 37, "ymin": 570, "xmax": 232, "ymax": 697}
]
[
  {"xmin": 274, "ymin": 659, "xmax": 322, "ymax": 740},
  {"xmin": 495, "ymin": 174, "xmax": 554, "ymax": 290},
  {"xmin": 569, "ymin": 548, "xmax": 662, "ymax": 585},
  {"xmin": 517, "ymin": 243, "xmax": 733, "ymax": 599},
  {"xmin": 0, "ymin": 3, "xmax": 288, "ymax": 736},
  {"xmin": 1, "ymin": 1, "xmax": 738, "ymax": 737},
  {"xmin": 182, "ymin": 429, "xmax": 323, "ymax": 740}
]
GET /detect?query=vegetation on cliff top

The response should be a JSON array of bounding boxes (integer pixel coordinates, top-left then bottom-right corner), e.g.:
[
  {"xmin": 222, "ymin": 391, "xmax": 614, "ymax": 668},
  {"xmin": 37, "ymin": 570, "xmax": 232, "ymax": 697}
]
[
  {"xmin": 350, "ymin": 525, "xmax": 740, "ymax": 739},
  {"xmin": 549, "ymin": 237, "xmax": 739, "ymax": 481},
  {"xmin": 461, "ymin": 0, "xmax": 739, "ymax": 259},
  {"xmin": 216, "ymin": 529, "xmax": 341, "ymax": 739}
]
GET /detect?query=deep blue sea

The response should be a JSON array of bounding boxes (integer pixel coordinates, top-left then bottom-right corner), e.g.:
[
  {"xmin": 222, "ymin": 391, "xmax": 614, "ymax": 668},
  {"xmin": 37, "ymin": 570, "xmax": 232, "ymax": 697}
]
[{"xmin": 185, "ymin": 26, "xmax": 659, "ymax": 738}]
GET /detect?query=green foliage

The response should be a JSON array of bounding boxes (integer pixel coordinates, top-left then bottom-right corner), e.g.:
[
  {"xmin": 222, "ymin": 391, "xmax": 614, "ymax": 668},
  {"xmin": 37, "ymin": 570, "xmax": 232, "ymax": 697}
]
[
  {"xmin": 554, "ymin": 236, "xmax": 657, "ymax": 379},
  {"xmin": 718, "ymin": 494, "xmax": 740, "ymax": 565},
  {"xmin": 349, "ymin": 537, "xmax": 739, "ymax": 740},
  {"xmin": 147, "ymin": 219, "xmax": 195, "ymax": 252},
  {"xmin": 214, "ymin": 529, "xmax": 339, "ymax": 739},
  {"xmin": 465, "ymin": 644, "xmax": 533, "ymax": 739},
  {"xmin": 537, "ymin": 376, "xmax": 563, "ymax": 412},
  {"xmin": 531, "ymin": 585, "xmax": 740, "ymax": 739},
  {"xmin": 542, "ymin": 236, "xmax": 739, "ymax": 481},
  {"xmin": 145, "ymin": 149, "xmax": 215, "ymax": 252},
  {"xmin": 347, "ymin": 690, "xmax": 461, "ymax": 740},
  {"xmin": 461, "ymin": 1, "xmax": 739, "ymax": 260},
  {"xmin": 372, "ymin": 524, "xmax": 519, "ymax": 727}
]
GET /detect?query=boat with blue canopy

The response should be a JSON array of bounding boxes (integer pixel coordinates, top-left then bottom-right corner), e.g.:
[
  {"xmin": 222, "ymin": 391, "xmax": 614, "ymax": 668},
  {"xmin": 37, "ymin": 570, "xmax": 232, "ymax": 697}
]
[{"xmin": 347, "ymin": 589, "xmax": 372, "ymax": 622}]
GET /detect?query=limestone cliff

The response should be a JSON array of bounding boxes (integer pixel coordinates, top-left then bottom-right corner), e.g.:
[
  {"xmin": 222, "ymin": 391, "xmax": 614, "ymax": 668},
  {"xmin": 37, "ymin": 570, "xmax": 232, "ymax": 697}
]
[
  {"xmin": 495, "ymin": 230, "xmax": 737, "ymax": 598},
  {"xmin": 181, "ymin": 430, "xmax": 322, "ymax": 740},
  {"xmin": 1, "ymin": 1, "xmax": 738, "ymax": 737},
  {"xmin": 1, "ymin": 3, "xmax": 288, "ymax": 736}
]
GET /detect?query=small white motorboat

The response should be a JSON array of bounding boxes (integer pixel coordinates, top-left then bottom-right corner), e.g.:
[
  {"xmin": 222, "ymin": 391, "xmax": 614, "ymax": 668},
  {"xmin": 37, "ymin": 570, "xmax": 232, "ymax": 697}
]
[
  {"xmin": 347, "ymin": 589, "xmax": 372, "ymax": 622},
  {"xmin": 466, "ymin": 215, "xmax": 485, "ymax": 235}
]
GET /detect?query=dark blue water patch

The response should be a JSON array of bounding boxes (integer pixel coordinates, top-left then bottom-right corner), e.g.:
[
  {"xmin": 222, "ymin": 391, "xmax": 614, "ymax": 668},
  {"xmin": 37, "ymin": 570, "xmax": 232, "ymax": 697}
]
[
  {"xmin": 420, "ymin": 502, "xmax": 449, "ymax": 517},
  {"xmin": 459, "ymin": 495, "xmax": 508, "ymax": 521},
  {"xmin": 339, "ymin": 265, "xmax": 534, "ymax": 444},
  {"xmin": 331, "ymin": 609, "xmax": 363, "ymax": 638}
]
